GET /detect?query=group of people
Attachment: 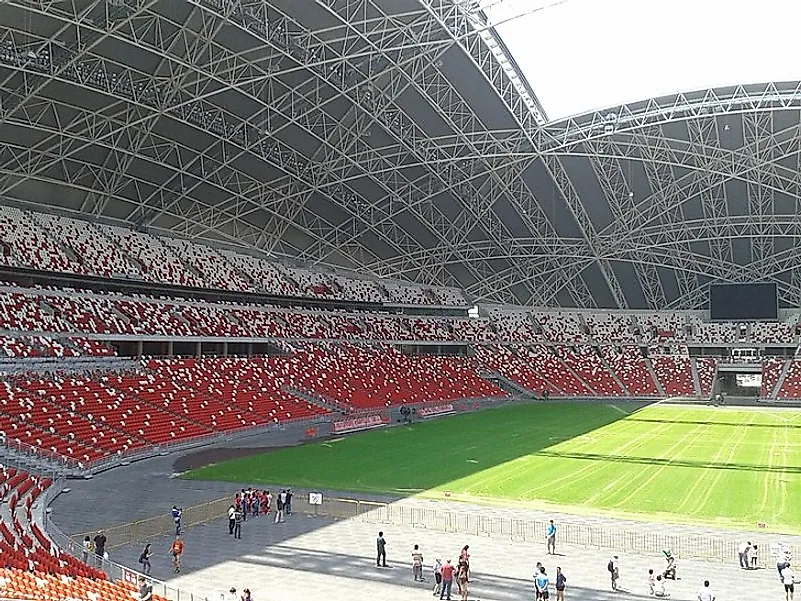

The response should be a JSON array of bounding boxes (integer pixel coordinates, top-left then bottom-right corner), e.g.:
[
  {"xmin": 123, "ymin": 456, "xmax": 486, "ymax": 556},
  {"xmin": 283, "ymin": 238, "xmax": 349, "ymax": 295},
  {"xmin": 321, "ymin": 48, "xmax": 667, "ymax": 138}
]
[
  {"xmin": 231, "ymin": 488, "xmax": 293, "ymax": 523},
  {"xmin": 737, "ymin": 541, "xmax": 759, "ymax": 570},
  {"xmin": 136, "ymin": 536, "xmax": 184, "ymax": 575},
  {"xmin": 80, "ymin": 530, "xmax": 107, "ymax": 566}
]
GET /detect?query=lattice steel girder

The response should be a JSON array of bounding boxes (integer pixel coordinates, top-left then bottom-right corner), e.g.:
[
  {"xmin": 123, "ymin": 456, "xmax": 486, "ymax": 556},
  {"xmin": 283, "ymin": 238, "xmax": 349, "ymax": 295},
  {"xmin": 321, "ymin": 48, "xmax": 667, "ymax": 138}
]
[
  {"xmin": 9, "ymin": 5, "xmax": 435, "ymax": 273},
  {"xmin": 743, "ymin": 110, "xmax": 777, "ymax": 265},
  {"xmin": 0, "ymin": 94, "xmax": 360, "ymax": 258},
  {"xmin": 420, "ymin": 0, "xmax": 546, "ymax": 127},
  {"xmin": 584, "ymin": 138, "xmax": 668, "ymax": 310},
  {"xmin": 535, "ymin": 81, "xmax": 801, "ymax": 153},
  {"xmin": 288, "ymin": 1, "xmax": 552, "ymax": 294},
  {"xmin": 686, "ymin": 115, "xmax": 732, "ymax": 266},
  {"xmin": 541, "ymin": 153, "xmax": 627, "ymax": 308},
  {"xmin": 625, "ymin": 126, "xmax": 699, "ymax": 306}
]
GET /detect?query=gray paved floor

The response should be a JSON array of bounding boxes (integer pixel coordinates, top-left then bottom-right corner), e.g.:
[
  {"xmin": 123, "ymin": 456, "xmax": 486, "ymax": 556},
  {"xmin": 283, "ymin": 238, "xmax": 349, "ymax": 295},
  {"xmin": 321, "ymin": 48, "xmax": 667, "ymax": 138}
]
[{"xmin": 109, "ymin": 510, "xmax": 779, "ymax": 601}]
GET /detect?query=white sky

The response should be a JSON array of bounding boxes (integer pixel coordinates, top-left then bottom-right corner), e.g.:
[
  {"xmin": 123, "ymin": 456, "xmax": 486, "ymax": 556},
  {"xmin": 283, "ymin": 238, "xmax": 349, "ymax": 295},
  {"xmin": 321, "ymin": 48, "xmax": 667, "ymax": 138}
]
[{"xmin": 488, "ymin": 0, "xmax": 801, "ymax": 121}]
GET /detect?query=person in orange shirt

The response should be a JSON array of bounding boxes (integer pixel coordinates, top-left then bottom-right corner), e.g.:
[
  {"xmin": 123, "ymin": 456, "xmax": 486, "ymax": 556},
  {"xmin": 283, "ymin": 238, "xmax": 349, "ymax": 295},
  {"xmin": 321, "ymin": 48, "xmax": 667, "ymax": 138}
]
[{"xmin": 170, "ymin": 536, "xmax": 184, "ymax": 573}]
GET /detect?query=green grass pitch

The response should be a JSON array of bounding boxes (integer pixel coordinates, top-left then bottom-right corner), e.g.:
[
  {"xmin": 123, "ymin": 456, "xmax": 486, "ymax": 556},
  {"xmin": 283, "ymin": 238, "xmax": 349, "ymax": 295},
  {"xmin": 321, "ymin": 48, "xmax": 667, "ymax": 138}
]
[{"xmin": 186, "ymin": 402, "xmax": 801, "ymax": 532}]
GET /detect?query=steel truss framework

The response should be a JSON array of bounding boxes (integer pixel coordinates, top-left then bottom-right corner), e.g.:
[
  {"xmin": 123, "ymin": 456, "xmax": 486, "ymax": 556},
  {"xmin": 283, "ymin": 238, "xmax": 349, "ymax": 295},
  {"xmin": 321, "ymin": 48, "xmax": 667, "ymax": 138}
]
[{"xmin": 1, "ymin": 1, "xmax": 800, "ymax": 310}]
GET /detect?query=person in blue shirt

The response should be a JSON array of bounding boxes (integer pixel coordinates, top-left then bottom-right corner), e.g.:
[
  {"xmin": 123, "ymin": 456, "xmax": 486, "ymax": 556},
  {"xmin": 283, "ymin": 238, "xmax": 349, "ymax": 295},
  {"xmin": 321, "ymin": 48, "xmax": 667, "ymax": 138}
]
[
  {"xmin": 535, "ymin": 565, "xmax": 550, "ymax": 600},
  {"xmin": 171, "ymin": 506, "xmax": 182, "ymax": 536},
  {"xmin": 547, "ymin": 519, "xmax": 557, "ymax": 554}
]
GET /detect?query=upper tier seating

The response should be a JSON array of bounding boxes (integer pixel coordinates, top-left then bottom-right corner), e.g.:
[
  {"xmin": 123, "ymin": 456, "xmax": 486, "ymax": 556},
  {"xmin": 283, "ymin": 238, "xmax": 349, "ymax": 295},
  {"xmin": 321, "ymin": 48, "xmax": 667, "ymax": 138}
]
[
  {"xmin": 0, "ymin": 204, "xmax": 466, "ymax": 306},
  {"xmin": 486, "ymin": 309, "xmax": 541, "ymax": 342},
  {"xmin": 637, "ymin": 313, "xmax": 688, "ymax": 343},
  {"xmin": 99, "ymin": 225, "xmax": 204, "ymax": 288},
  {"xmin": 160, "ymin": 237, "xmax": 252, "ymax": 291},
  {"xmin": 0, "ymin": 207, "xmax": 81, "ymax": 275},
  {"xmin": 693, "ymin": 322, "xmax": 737, "ymax": 345},
  {"xmin": 751, "ymin": 321, "xmax": 797, "ymax": 344},
  {"xmin": 34, "ymin": 213, "xmax": 140, "ymax": 279},
  {"xmin": 584, "ymin": 313, "xmax": 635, "ymax": 344},
  {"xmin": 534, "ymin": 311, "xmax": 588, "ymax": 343}
]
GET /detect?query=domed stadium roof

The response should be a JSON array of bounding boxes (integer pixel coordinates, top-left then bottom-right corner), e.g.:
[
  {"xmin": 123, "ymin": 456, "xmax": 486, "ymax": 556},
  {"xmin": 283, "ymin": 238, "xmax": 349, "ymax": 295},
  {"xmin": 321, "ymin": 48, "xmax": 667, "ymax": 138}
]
[{"xmin": 1, "ymin": 0, "xmax": 800, "ymax": 310}]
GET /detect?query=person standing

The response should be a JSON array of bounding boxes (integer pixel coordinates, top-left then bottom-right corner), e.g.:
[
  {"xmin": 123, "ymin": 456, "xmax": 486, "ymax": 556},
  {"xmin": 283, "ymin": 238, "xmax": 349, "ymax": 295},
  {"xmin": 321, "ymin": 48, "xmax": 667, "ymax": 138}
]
[
  {"xmin": 608, "ymin": 555, "xmax": 620, "ymax": 591},
  {"xmin": 535, "ymin": 565, "xmax": 549, "ymax": 600},
  {"xmin": 697, "ymin": 580, "xmax": 715, "ymax": 601},
  {"xmin": 138, "ymin": 543, "xmax": 153, "ymax": 575},
  {"xmin": 555, "ymin": 566, "xmax": 566, "ymax": 601},
  {"xmin": 737, "ymin": 541, "xmax": 752, "ymax": 570},
  {"xmin": 170, "ymin": 536, "xmax": 184, "ymax": 573},
  {"xmin": 440, "ymin": 559, "xmax": 454, "ymax": 600},
  {"xmin": 81, "ymin": 535, "xmax": 92, "ymax": 563},
  {"xmin": 274, "ymin": 492, "xmax": 285, "ymax": 524},
  {"xmin": 646, "ymin": 569, "xmax": 655, "ymax": 595},
  {"xmin": 171, "ymin": 506, "xmax": 182, "ymax": 536},
  {"xmin": 547, "ymin": 519, "xmax": 557, "ymax": 554},
  {"xmin": 228, "ymin": 504, "xmax": 236, "ymax": 535},
  {"xmin": 93, "ymin": 530, "xmax": 107, "ymax": 566},
  {"xmin": 782, "ymin": 564, "xmax": 796, "ymax": 601},
  {"xmin": 376, "ymin": 531, "xmax": 387, "ymax": 567},
  {"xmin": 749, "ymin": 544, "xmax": 759, "ymax": 569},
  {"xmin": 458, "ymin": 558, "xmax": 469, "ymax": 601},
  {"xmin": 285, "ymin": 489, "xmax": 293, "ymax": 516},
  {"xmin": 412, "ymin": 544, "xmax": 425, "ymax": 582},
  {"xmin": 234, "ymin": 505, "xmax": 243, "ymax": 539},
  {"xmin": 433, "ymin": 558, "xmax": 443, "ymax": 597}
]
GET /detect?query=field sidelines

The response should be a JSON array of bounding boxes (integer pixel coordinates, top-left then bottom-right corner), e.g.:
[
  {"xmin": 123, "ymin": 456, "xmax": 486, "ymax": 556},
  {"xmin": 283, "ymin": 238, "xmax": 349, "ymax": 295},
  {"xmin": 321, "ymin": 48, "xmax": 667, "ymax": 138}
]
[{"xmin": 74, "ymin": 490, "xmax": 801, "ymax": 566}]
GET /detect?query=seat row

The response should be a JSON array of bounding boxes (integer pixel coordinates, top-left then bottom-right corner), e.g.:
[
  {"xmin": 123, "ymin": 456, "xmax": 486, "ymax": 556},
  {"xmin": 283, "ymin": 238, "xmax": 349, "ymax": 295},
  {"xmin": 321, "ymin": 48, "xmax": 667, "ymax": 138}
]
[{"xmin": 0, "ymin": 205, "xmax": 466, "ymax": 306}]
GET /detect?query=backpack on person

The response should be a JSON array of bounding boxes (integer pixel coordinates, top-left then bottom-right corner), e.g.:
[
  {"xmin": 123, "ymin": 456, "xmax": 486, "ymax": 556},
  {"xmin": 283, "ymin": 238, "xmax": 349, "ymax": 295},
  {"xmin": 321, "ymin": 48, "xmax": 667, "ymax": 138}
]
[{"xmin": 607, "ymin": 560, "xmax": 614, "ymax": 573}]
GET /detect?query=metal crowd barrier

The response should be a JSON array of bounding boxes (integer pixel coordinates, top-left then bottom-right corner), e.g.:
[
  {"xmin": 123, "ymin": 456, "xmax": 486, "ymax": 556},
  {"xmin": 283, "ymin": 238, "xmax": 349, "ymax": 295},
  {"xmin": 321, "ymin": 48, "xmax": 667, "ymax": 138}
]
[
  {"xmin": 70, "ymin": 489, "xmax": 801, "ymax": 565},
  {"xmin": 41, "ymin": 479, "xmax": 209, "ymax": 601}
]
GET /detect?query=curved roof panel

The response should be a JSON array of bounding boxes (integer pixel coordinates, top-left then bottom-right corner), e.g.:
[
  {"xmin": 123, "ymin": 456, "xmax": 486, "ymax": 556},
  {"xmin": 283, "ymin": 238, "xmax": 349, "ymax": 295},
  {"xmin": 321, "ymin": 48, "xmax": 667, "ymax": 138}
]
[{"xmin": 0, "ymin": 1, "xmax": 799, "ymax": 311}]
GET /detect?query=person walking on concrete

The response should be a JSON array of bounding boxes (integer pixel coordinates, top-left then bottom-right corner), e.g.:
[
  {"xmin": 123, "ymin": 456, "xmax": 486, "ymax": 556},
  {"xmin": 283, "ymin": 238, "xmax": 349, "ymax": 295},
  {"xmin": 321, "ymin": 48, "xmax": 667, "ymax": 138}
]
[
  {"xmin": 274, "ymin": 491, "xmax": 285, "ymax": 523},
  {"xmin": 376, "ymin": 531, "xmax": 387, "ymax": 567},
  {"xmin": 228, "ymin": 504, "xmax": 236, "ymax": 535},
  {"xmin": 412, "ymin": 545, "xmax": 425, "ymax": 582},
  {"xmin": 697, "ymin": 580, "xmax": 715, "ymax": 601},
  {"xmin": 547, "ymin": 519, "xmax": 557, "ymax": 555},
  {"xmin": 440, "ymin": 559, "xmax": 454, "ymax": 600},
  {"xmin": 171, "ymin": 506, "xmax": 182, "ymax": 536},
  {"xmin": 737, "ymin": 541, "xmax": 752, "ymax": 569},
  {"xmin": 234, "ymin": 505, "xmax": 244, "ymax": 539},
  {"xmin": 782, "ymin": 564, "xmax": 796, "ymax": 601},
  {"xmin": 535, "ymin": 565, "xmax": 549, "ymax": 600},
  {"xmin": 93, "ymin": 531, "xmax": 107, "ymax": 567},
  {"xmin": 555, "ymin": 566, "xmax": 566, "ymax": 601},
  {"xmin": 608, "ymin": 555, "xmax": 620, "ymax": 591},
  {"xmin": 433, "ymin": 558, "xmax": 443, "ymax": 596},
  {"xmin": 170, "ymin": 536, "xmax": 184, "ymax": 573},
  {"xmin": 138, "ymin": 543, "xmax": 153, "ymax": 575}
]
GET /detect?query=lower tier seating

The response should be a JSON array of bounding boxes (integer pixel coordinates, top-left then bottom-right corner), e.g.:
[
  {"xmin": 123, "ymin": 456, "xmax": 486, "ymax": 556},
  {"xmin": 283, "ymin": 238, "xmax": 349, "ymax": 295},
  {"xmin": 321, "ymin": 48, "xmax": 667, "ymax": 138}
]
[
  {"xmin": 776, "ymin": 360, "xmax": 801, "ymax": 399},
  {"xmin": 651, "ymin": 355, "xmax": 696, "ymax": 396}
]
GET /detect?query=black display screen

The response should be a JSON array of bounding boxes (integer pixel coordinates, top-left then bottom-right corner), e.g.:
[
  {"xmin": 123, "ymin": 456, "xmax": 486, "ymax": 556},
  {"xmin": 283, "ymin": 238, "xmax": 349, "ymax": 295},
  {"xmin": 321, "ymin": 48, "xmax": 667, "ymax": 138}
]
[{"xmin": 709, "ymin": 283, "xmax": 777, "ymax": 321}]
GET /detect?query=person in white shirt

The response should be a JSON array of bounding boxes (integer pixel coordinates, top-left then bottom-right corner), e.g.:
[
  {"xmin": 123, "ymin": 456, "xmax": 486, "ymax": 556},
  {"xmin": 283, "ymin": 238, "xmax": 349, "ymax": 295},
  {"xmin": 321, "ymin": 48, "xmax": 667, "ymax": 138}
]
[
  {"xmin": 653, "ymin": 574, "xmax": 667, "ymax": 598},
  {"xmin": 697, "ymin": 580, "xmax": 715, "ymax": 601},
  {"xmin": 737, "ymin": 541, "xmax": 752, "ymax": 569},
  {"xmin": 433, "ymin": 558, "xmax": 443, "ymax": 596},
  {"xmin": 782, "ymin": 565, "xmax": 796, "ymax": 601}
]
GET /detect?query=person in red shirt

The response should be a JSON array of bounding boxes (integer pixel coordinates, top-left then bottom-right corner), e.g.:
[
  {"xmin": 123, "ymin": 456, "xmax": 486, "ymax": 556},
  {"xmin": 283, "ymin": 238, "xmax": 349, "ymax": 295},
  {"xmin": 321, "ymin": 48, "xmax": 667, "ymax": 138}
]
[
  {"xmin": 170, "ymin": 536, "xmax": 184, "ymax": 573},
  {"xmin": 440, "ymin": 559, "xmax": 455, "ymax": 600}
]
